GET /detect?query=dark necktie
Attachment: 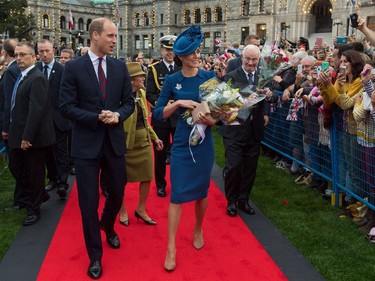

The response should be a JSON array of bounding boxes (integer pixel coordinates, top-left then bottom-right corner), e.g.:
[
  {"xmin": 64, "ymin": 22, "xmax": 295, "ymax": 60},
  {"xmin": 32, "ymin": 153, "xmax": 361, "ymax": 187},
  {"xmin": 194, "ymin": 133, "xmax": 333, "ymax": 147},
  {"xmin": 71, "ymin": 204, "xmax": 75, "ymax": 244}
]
[
  {"xmin": 248, "ymin": 73, "xmax": 254, "ymax": 85},
  {"xmin": 43, "ymin": 65, "xmax": 49, "ymax": 79},
  {"xmin": 98, "ymin": 57, "xmax": 106, "ymax": 99},
  {"xmin": 169, "ymin": 65, "xmax": 173, "ymax": 73},
  {"xmin": 10, "ymin": 73, "xmax": 23, "ymax": 120}
]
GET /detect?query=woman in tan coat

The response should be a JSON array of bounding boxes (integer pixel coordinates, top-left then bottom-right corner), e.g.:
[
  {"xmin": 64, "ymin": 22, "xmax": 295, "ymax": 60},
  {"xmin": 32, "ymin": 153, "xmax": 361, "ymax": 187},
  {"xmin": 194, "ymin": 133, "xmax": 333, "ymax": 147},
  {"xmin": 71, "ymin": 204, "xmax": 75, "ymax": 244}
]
[{"xmin": 119, "ymin": 62, "xmax": 163, "ymax": 226}]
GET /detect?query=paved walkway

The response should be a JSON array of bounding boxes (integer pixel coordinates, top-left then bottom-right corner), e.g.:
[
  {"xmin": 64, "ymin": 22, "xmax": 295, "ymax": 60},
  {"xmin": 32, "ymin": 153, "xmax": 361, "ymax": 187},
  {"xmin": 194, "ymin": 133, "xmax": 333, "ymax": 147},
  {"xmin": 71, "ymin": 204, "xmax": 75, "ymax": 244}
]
[{"xmin": 0, "ymin": 164, "xmax": 325, "ymax": 281}]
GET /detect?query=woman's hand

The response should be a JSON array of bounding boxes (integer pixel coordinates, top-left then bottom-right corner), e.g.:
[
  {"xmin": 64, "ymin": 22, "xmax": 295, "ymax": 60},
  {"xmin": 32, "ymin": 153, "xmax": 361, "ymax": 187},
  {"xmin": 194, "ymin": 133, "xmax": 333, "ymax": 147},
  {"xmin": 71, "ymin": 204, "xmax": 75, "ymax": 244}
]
[
  {"xmin": 176, "ymin": 99, "xmax": 200, "ymax": 110},
  {"xmin": 294, "ymin": 88, "xmax": 304, "ymax": 99},
  {"xmin": 318, "ymin": 69, "xmax": 332, "ymax": 88},
  {"xmin": 196, "ymin": 112, "xmax": 217, "ymax": 126},
  {"xmin": 361, "ymin": 64, "xmax": 373, "ymax": 84},
  {"xmin": 336, "ymin": 70, "xmax": 346, "ymax": 88},
  {"xmin": 154, "ymin": 139, "xmax": 164, "ymax": 151}
]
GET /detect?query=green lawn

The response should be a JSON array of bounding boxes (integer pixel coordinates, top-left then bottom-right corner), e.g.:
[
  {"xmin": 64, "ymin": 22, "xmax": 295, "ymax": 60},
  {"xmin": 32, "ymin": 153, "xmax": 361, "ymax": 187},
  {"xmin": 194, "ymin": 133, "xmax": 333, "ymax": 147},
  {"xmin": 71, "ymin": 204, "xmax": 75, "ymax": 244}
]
[{"xmin": 213, "ymin": 127, "xmax": 375, "ymax": 281}]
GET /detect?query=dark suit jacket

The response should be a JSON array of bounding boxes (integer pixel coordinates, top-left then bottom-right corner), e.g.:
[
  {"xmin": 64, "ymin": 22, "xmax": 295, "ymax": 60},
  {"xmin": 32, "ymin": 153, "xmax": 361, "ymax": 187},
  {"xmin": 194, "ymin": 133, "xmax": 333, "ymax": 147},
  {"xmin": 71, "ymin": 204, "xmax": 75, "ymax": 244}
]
[
  {"xmin": 219, "ymin": 67, "xmax": 267, "ymax": 142},
  {"xmin": 8, "ymin": 67, "xmax": 56, "ymax": 148},
  {"xmin": 146, "ymin": 60, "xmax": 180, "ymax": 128},
  {"xmin": 226, "ymin": 57, "xmax": 242, "ymax": 73},
  {"xmin": 37, "ymin": 61, "xmax": 71, "ymax": 131},
  {"xmin": 1, "ymin": 61, "xmax": 21, "ymax": 134},
  {"xmin": 59, "ymin": 53, "xmax": 134, "ymax": 159}
]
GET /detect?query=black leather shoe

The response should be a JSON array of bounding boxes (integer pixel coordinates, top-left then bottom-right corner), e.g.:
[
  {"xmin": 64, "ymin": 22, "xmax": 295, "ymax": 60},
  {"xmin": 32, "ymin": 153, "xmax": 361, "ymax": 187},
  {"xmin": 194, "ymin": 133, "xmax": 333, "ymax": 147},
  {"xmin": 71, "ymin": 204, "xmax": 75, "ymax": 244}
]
[
  {"xmin": 57, "ymin": 184, "xmax": 68, "ymax": 198},
  {"xmin": 87, "ymin": 260, "xmax": 102, "ymax": 279},
  {"xmin": 135, "ymin": 210, "xmax": 157, "ymax": 225},
  {"xmin": 165, "ymin": 157, "xmax": 170, "ymax": 164},
  {"xmin": 23, "ymin": 214, "xmax": 40, "ymax": 226},
  {"xmin": 45, "ymin": 180, "xmax": 58, "ymax": 191},
  {"xmin": 106, "ymin": 232, "xmax": 120, "ymax": 249},
  {"xmin": 226, "ymin": 202, "xmax": 237, "ymax": 217},
  {"xmin": 157, "ymin": 187, "xmax": 166, "ymax": 197},
  {"xmin": 70, "ymin": 167, "xmax": 76, "ymax": 175},
  {"xmin": 42, "ymin": 191, "xmax": 51, "ymax": 203},
  {"xmin": 3, "ymin": 205, "xmax": 24, "ymax": 211},
  {"xmin": 237, "ymin": 201, "xmax": 255, "ymax": 215}
]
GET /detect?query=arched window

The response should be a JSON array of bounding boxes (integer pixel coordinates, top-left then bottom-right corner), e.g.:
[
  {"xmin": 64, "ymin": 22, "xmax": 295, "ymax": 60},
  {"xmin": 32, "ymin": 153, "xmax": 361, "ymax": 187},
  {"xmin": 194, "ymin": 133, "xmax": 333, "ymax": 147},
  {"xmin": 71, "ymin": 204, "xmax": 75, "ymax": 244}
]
[
  {"xmin": 78, "ymin": 18, "xmax": 84, "ymax": 30},
  {"xmin": 204, "ymin": 7, "xmax": 212, "ymax": 23},
  {"xmin": 215, "ymin": 6, "xmax": 223, "ymax": 22},
  {"xmin": 43, "ymin": 14, "xmax": 49, "ymax": 28},
  {"xmin": 86, "ymin": 19, "xmax": 92, "ymax": 31},
  {"xmin": 242, "ymin": 0, "xmax": 250, "ymax": 16},
  {"xmin": 60, "ymin": 16, "xmax": 66, "ymax": 29},
  {"xmin": 184, "ymin": 9, "xmax": 191, "ymax": 25},
  {"xmin": 134, "ymin": 12, "xmax": 140, "ymax": 27},
  {"xmin": 194, "ymin": 8, "xmax": 201, "ymax": 24},
  {"xmin": 143, "ymin": 11, "xmax": 149, "ymax": 26}
]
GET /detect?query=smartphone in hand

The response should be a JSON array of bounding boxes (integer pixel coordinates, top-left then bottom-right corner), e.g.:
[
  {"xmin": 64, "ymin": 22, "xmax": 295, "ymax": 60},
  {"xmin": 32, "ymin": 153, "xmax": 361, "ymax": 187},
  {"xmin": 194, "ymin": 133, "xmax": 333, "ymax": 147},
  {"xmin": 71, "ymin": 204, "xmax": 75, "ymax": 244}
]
[
  {"xmin": 339, "ymin": 66, "xmax": 347, "ymax": 82},
  {"xmin": 297, "ymin": 64, "xmax": 303, "ymax": 74},
  {"xmin": 322, "ymin": 61, "xmax": 329, "ymax": 71},
  {"xmin": 349, "ymin": 13, "xmax": 359, "ymax": 28}
]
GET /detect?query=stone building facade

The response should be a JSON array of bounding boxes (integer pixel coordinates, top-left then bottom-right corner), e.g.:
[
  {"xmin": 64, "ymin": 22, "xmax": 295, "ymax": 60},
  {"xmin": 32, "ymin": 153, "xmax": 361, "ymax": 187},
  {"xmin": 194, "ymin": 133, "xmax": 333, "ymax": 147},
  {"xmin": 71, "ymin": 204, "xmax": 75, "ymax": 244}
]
[{"xmin": 27, "ymin": 0, "xmax": 375, "ymax": 58}]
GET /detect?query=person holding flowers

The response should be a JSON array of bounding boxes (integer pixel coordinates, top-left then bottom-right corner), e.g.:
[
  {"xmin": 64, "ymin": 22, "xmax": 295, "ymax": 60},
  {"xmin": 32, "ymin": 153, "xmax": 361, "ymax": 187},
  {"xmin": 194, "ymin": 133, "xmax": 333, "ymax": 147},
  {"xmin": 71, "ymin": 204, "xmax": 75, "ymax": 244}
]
[
  {"xmin": 153, "ymin": 25, "xmax": 217, "ymax": 271},
  {"xmin": 218, "ymin": 44, "xmax": 270, "ymax": 217}
]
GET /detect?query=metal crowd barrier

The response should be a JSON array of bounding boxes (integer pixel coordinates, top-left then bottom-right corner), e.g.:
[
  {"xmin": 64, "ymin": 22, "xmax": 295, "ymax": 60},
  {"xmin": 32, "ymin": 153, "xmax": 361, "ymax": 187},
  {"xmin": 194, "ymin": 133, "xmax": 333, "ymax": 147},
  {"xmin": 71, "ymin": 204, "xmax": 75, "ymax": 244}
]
[{"xmin": 262, "ymin": 98, "xmax": 375, "ymax": 211}]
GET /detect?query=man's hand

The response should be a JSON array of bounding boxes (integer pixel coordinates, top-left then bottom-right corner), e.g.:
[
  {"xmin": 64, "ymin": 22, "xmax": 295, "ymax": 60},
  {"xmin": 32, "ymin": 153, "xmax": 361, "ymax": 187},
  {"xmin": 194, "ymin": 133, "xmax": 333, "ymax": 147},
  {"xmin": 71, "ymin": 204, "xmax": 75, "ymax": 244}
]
[
  {"xmin": 154, "ymin": 139, "xmax": 163, "ymax": 151},
  {"xmin": 21, "ymin": 140, "xmax": 32, "ymax": 150},
  {"xmin": 98, "ymin": 110, "xmax": 119, "ymax": 125},
  {"xmin": 2, "ymin": 131, "xmax": 8, "ymax": 140}
]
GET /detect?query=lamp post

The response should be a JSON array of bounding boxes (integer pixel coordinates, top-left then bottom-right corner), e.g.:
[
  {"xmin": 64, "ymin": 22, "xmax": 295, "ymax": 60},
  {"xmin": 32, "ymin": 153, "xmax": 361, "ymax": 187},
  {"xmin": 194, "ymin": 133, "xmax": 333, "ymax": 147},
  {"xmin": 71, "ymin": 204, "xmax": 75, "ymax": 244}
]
[{"xmin": 333, "ymin": 21, "xmax": 343, "ymax": 37}]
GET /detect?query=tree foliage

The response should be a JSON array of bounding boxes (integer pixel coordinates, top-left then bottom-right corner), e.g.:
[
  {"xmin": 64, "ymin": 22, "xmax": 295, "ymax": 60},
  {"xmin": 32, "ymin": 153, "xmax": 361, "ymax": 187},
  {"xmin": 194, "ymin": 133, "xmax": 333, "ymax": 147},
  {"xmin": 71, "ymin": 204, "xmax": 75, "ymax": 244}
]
[{"xmin": 0, "ymin": 0, "xmax": 35, "ymax": 41}]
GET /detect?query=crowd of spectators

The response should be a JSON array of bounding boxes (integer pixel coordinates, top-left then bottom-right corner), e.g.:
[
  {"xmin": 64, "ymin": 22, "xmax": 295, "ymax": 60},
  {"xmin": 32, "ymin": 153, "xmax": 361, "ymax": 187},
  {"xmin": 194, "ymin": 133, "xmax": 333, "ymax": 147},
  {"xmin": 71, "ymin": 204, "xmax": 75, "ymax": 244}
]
[{"xmin": 1, "ymin": 16, "xmax": 375, "ymax": 237}]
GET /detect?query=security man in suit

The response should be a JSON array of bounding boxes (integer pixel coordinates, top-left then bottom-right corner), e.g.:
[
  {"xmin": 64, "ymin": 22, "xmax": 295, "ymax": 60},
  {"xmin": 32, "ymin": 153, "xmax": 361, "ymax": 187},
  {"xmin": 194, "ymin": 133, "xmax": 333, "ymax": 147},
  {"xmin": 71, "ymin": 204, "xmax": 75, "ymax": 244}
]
[
  {"xmin": 146, "ymin": 35, "xmax": 181, "ymax": 197},
  {"xmin": 219, "ymin": 44, "xmax": 269, "ymax": 217},
  {"xmin": 1, "ymin": 38, "xmax": 31, "ymax": 211},
  {"xmin": 37, "ymin": 39, "xmax": 71, "ymax": 198},
  {"xmin": 8, "ymin": 42, "xmax": 56, "ymax": 226}
]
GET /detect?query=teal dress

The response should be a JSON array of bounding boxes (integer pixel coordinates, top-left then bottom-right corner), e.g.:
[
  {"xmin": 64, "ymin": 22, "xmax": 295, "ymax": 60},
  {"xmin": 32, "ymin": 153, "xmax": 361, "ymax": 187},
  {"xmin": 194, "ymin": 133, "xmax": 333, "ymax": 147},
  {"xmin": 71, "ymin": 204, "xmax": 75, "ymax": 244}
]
[{"xmin": 154, "ymin": 69, "xmax": 216, "ymax": 203}]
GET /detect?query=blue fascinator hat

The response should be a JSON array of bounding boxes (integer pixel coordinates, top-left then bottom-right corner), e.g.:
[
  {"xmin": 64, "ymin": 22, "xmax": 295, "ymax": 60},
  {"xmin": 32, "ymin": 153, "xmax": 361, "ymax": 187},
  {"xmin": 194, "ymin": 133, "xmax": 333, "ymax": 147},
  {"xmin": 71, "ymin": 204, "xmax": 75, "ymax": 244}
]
[{"xmin": 173, "ymin": 25, "xmax": 203, "ymax": 56}]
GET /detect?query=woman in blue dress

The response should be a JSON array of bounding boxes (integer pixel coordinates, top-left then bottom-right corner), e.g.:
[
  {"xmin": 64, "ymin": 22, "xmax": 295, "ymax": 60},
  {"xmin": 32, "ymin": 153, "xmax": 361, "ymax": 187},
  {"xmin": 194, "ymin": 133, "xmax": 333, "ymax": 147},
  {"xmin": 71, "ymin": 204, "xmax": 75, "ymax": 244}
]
[{"xmin": 153, "ymin": 25, "xmax": 217, "ymax": 271}]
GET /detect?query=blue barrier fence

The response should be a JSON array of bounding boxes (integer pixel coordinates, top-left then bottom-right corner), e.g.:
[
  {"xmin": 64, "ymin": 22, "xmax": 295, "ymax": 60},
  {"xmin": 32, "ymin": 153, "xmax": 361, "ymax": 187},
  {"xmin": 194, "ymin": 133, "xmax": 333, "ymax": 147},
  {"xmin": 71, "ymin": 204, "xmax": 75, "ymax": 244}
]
[{"xmin": 262, "ymin": 99, "xmax": 375, "ymax": 211}]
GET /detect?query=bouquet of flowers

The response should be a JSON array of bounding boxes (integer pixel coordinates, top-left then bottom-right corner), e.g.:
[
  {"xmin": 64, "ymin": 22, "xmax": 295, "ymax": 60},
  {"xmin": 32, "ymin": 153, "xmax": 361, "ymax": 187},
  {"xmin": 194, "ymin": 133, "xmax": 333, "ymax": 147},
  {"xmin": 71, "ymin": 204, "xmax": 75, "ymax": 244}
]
[
  {"xmin": 183, "ymin": 77, "xmax": 265, "ymax": 148},
  {"xmin": 258, "ymin": 42, "xmax": 290, "ymax": 88}
]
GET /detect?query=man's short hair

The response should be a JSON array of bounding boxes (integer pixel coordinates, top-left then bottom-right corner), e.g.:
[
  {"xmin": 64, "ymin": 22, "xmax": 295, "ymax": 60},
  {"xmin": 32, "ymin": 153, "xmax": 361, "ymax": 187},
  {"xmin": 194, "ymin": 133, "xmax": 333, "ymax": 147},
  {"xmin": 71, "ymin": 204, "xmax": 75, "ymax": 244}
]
[
  {"xmin": 244, "ymin": 35, "xmax": 259, "ymax": 46},
  {"xmin": 3, "ymin": 38, "xmax": 18, "ymax": 57},
  {"xmin": 16, "ymin": 42, "xmax": 35, "ymax": 54},
  {"xmin": 89, "ymin": 17, "xmax": 111, "ymax": 39},
  {"xmin": 61, "ymin": 48, "xmax": 74, "ymax": 59}
]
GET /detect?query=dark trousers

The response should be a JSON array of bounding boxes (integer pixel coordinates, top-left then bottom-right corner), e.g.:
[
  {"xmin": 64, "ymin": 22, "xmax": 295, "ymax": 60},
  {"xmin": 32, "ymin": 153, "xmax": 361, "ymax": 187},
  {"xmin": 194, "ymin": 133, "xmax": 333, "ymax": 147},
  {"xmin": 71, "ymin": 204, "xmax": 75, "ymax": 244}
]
[
  {"xmin": 50, "ymin": 127, "xmax": 70, "ymax": 185},
  {"xmin": 222, "ymin": 135, "xmax": 261, "ymax": 203},
  {"xmin": 74, "ymin": 137, "xmax": 126, "ymax": 261},
  {"xmin": 152, "ymin": 126, "xmax": 175, "ymax": 189},
  {"xmin": 8, "ymin": 147, "xmax": 47, "ymax": 215}
]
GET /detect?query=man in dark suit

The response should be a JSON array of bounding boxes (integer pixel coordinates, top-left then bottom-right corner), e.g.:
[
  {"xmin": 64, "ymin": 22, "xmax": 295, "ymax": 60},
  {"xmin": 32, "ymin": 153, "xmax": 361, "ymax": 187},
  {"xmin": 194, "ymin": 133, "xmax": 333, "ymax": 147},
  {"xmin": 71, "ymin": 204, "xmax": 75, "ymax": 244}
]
[
  {"xmin": 60, "ymin": 17, "xmax": 134, "ymax": 279},
  {"xmin": 37, "ymin": 39, "xmax": 71, "ymax": 198},
  {"xmin": 1, "ymin": 38, "xmax": 31, "ymax": 211},
  {"xmin": 146, "ymin": 35, "xmax": 180, "ymax": 197},
  {"xmin": 8, "ymin": 42, "xmax": 55, "ymax": 225},
  {"xmin": 219, "ymin": 44, "xmax": 269, "ymax": 217},
  {"xmin": 226, "ymin": 35, "xmax": 260, "ymax": 73}
]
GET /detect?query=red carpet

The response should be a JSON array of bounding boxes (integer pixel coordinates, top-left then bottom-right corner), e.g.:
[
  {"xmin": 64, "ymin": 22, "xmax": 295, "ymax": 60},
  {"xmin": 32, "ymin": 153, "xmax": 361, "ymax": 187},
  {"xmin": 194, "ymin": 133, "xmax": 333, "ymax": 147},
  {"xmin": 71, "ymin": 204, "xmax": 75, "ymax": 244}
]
[{"xmin": 37, "ymin": 169, "xmax": 287, "ymax": 281}]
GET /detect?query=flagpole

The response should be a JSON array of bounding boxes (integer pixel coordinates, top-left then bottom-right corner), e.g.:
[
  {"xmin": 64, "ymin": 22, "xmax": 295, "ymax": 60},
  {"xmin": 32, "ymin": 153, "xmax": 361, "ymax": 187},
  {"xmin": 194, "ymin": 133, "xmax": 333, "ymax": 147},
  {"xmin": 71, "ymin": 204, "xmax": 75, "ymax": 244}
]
[
  {"xmin": 114, "ymin": 0, "xmax": 120, "ymax": 58},
  {"xmin": 349, "ymin": 0, "xmax": 355, "ymax": 36}
]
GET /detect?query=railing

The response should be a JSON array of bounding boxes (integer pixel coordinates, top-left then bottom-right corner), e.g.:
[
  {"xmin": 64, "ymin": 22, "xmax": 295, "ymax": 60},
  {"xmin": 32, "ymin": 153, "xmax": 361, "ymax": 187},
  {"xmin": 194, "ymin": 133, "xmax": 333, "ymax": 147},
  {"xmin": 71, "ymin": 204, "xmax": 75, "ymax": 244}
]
[{"xmin": 262, "ymin": 98, "xmax": 375, "ymax": 211}]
